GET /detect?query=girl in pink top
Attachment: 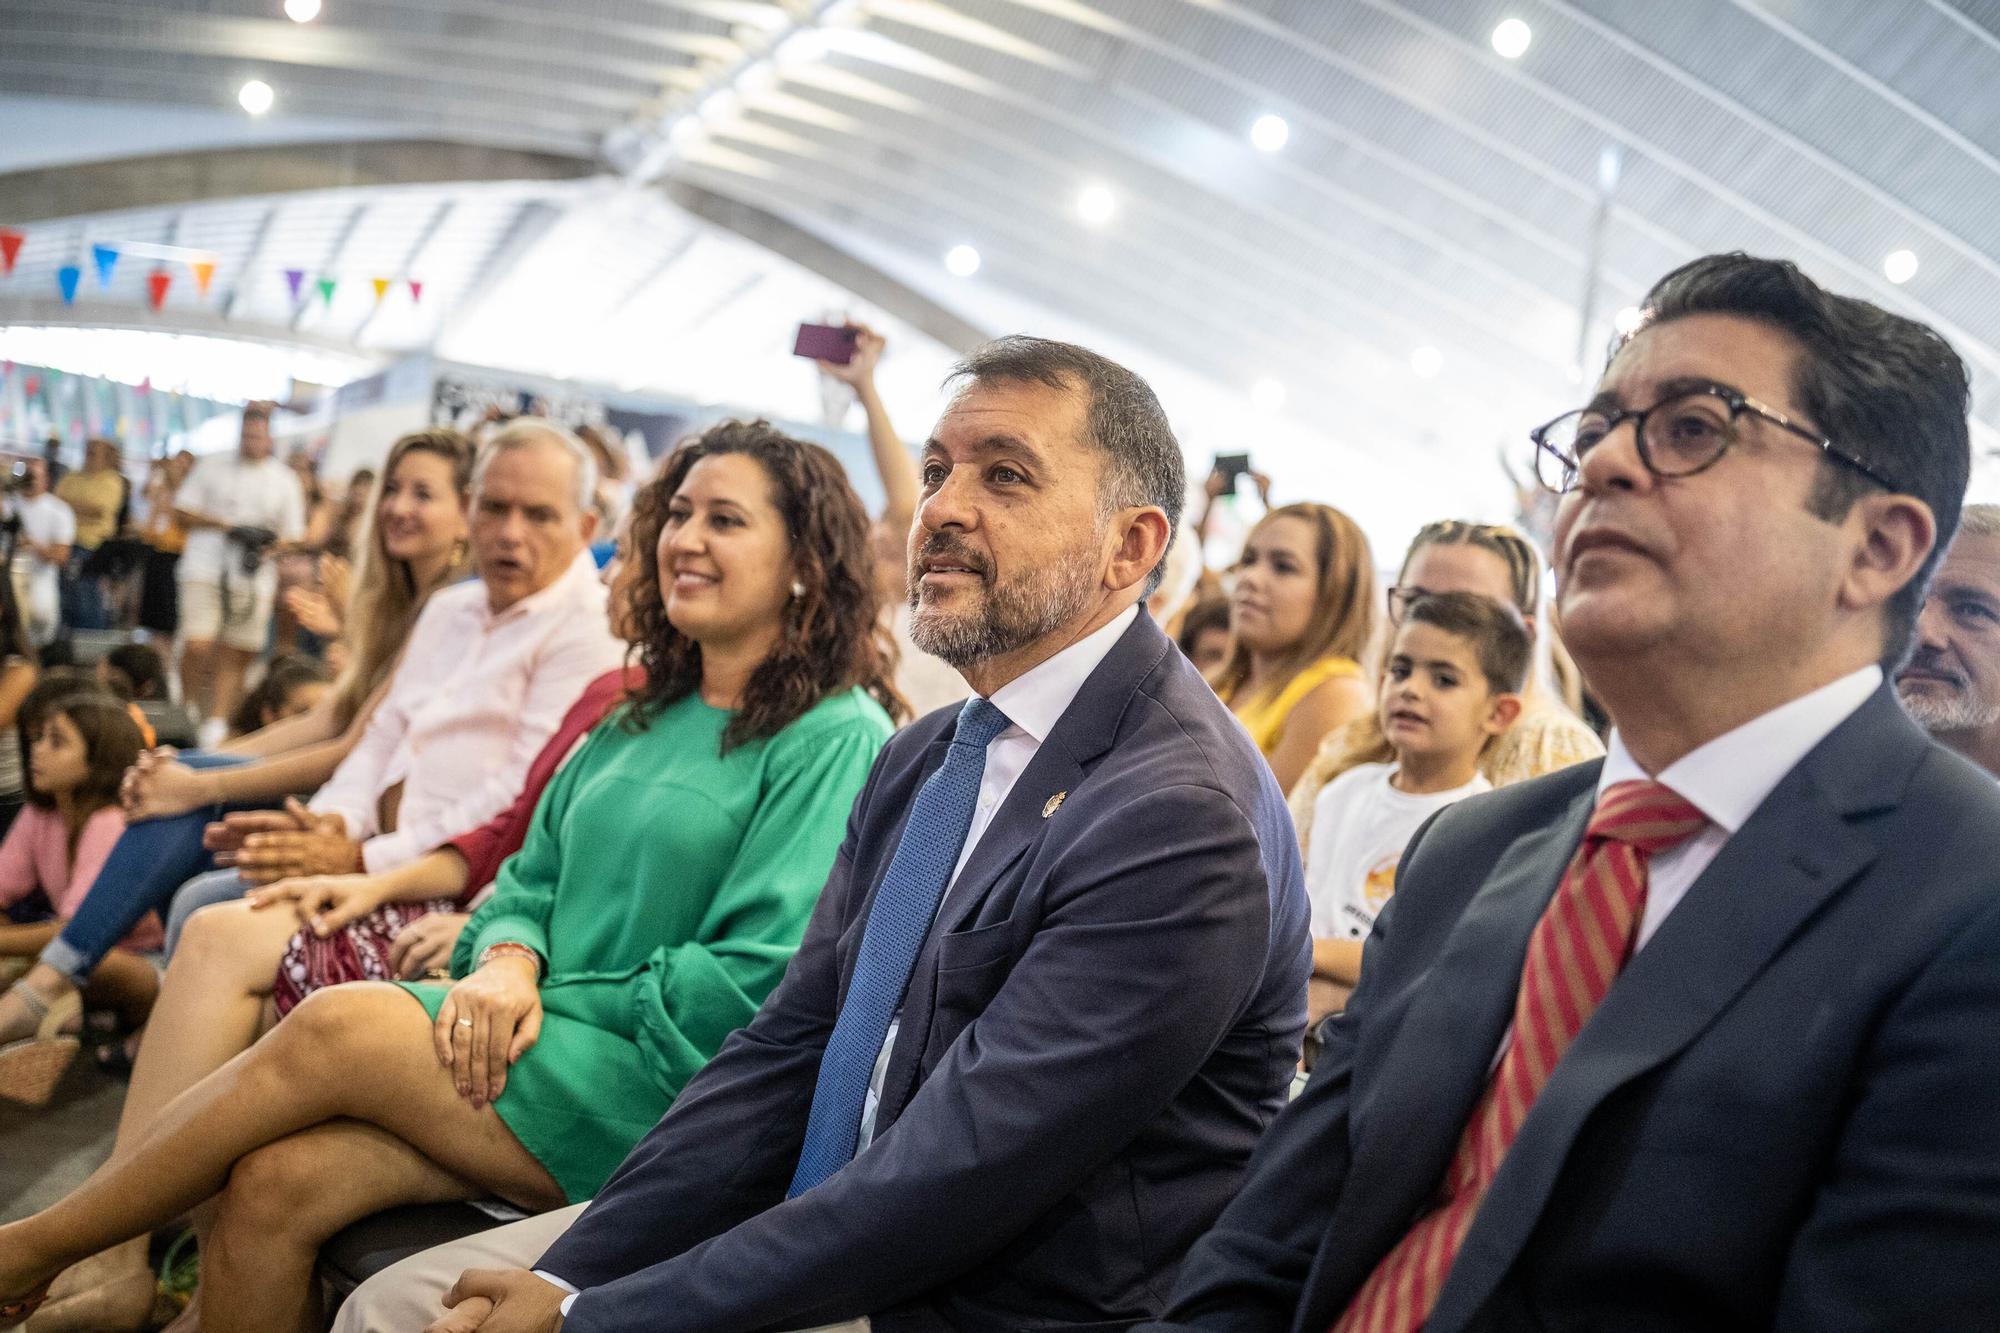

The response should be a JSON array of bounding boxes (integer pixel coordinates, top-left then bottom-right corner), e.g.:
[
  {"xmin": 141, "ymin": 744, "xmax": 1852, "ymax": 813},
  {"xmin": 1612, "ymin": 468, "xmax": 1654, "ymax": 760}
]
[{"xmin": 0, "ymin": 695, "xmax": 154, "ymax": 1030}]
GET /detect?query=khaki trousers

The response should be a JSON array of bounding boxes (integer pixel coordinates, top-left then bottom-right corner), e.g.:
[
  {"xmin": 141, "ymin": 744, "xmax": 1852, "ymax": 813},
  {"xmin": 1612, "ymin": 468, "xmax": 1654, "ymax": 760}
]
[{"xmin": 330, "ymin": 1202, "xmax": 867, "ymax": 1332}]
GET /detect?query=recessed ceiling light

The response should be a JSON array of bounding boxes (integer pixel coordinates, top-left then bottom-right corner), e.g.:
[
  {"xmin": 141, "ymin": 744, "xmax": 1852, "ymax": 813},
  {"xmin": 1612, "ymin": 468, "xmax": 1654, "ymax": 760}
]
[
  {"xmin": 238, "ymin": 79, "xmax": 275, "ymax": 115},
  {"xmin": 1883, "ymin": 248, "xmax": 1919, "ymax": 284},
  {"xmin": 945, "ymin": 244, "xmax": 981, "ymax": 277},
  {"xmin": 1410, "ymin": 346, "xmax": 1444, "ymax": 379},
  {"xmin": 1077, "ymin": 183, "xmax": 1116, "ymax": 227},
  {"xmin": 1250, "ymin": 114, "xmax": 1290, "ymax": 153},
  {"xmin": 284, "ymin": 0, "xmax": 321, "ymax": 21},
  {"xmin": 1613, "ymin": 305, "xmax": 1643, "ymax": 334},
  {"xmin": 1251, "ymin": 378, "xmax": 1287, "ymax": 414},
  {"xmin": 1491, "ymin": 18, "xmax": 1532, "ymax": 59}
]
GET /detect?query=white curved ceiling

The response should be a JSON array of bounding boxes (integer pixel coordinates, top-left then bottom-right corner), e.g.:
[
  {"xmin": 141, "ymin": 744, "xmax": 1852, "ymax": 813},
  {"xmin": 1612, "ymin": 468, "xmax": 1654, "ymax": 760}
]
[{"xmin": 4, "ymin": 0, "xmax": 1997, "ymax": 548}]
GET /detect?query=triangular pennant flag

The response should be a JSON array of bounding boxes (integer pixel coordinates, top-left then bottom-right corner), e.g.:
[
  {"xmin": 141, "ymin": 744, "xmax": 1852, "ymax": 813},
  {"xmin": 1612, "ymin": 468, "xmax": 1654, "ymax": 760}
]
[
  {"xmin": 190, "ymin": 259, "xmax": 217, "ymax": 297},
  {"xmin": 407, "ymin": 279, "xmax": 424, "ymax": 304},
  {"xmin": 0, "ymin": 229, "xmax": 22, "ymax": 275},
  {"xmin": 147, "ymin": 269, "xmax": 172, "ymax": 311},
  {"xmin": 316, "ymin": 277, "xmax": 337, "ymax": 306},
  {"xmin": 284, "ymin": 268, "xmax": 306, "ymax": 302},
  {"xmin": 91, "ymin": 243, "xmax": 119, "ymax": 288},
  {"xmin": 371, "ymin": 276, "xmax": 391, "ymax": 303},
  {"xmin": 57, "ymin": 264, "xmax": 81, "ymax": 305}
]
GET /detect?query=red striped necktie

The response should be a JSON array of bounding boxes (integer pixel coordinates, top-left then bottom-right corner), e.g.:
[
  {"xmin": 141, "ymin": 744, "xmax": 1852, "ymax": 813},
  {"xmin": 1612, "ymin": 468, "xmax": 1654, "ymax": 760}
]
[{"xmin": 1332, "ymin": 779, "xmax": 1707, "ymax": 1333}]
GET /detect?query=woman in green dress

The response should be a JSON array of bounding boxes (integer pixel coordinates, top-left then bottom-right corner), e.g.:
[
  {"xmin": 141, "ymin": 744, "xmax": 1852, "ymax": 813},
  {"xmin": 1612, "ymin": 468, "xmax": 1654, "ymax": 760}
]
[{"xmin": 0, "ymin": 421, "xmax": 904, "ymax": 1333}]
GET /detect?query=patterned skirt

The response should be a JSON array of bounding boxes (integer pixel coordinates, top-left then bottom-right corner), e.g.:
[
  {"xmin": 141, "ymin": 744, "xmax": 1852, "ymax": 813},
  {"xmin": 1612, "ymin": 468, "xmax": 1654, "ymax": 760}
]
[{"xmin": 272, "ymin": 898, "xmax": 458, "ymax": 1015}]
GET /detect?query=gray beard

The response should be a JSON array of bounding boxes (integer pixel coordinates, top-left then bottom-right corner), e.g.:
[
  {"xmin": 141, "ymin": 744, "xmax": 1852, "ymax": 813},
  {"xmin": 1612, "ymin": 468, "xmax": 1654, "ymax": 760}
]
[
  {"xmin": 1899, "ymin": 684, "xmax": 2000, "ymax": 735},
  {"xmin": 908, "ymin": 548, "xmax": 1100, "ymax": 670}
]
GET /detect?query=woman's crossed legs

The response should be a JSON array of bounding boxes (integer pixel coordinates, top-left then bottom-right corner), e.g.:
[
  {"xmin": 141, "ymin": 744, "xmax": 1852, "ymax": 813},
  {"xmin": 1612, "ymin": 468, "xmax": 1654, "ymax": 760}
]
[{"xmin": 0, "ymin": 983, "xmax": 565, "ymax": 1333}]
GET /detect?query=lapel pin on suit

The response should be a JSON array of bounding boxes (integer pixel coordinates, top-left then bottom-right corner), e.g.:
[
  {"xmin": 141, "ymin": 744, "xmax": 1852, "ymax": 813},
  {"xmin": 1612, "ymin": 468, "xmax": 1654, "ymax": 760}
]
[{"xmin": 1043, "ymin": 791, "xmax": 1067, "ymax": 818}]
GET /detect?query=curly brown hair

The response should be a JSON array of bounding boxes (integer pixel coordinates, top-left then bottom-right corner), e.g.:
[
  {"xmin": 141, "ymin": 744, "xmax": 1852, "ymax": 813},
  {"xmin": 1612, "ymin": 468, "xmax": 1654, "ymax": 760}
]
[{"xmin": 624, "ymin": 419, "xmax": 906, "ymax": 750}]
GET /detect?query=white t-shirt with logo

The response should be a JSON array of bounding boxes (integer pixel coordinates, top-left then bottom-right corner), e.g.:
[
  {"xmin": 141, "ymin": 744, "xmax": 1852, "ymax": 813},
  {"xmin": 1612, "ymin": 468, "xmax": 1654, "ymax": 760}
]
[
  {"xmin": 1304, "ymin": 762, "xmax": 1492, "ymax": 941},
  {"xmin": 175, "ymin": 453, "xmax": 306, "ymax": 584}
]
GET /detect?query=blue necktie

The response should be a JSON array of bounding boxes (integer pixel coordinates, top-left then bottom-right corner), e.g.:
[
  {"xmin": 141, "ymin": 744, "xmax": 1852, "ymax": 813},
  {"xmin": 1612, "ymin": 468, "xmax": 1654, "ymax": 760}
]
[{"xmin": 788, "ymin": 696, "xmax": 1012, "ymax": 1196}]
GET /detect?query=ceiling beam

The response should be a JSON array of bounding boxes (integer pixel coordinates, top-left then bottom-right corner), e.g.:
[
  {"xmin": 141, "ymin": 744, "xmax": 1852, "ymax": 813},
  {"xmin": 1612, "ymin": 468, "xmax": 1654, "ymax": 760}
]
[
  {"xmin": 0, "ymin": 141, "xmax": 593, "ymax": 224},
  {"xmin": 662, "ymin": 180, "xmax": 994, "ymax": 354},
  {"xmin": 0, "ymin": 294, "xmax": 388, "ymax": 362}
]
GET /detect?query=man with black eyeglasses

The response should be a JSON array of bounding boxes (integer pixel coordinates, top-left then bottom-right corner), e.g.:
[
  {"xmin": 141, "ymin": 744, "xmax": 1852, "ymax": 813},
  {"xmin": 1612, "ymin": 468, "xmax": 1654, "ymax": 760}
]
[
  {"xmin": 1144, "ymin": 252, "xmax": 2000, "ymax": 1333},
  {"xmin": 1898, "ymin": 503, "xmax": 2000, "ymax": 779}
]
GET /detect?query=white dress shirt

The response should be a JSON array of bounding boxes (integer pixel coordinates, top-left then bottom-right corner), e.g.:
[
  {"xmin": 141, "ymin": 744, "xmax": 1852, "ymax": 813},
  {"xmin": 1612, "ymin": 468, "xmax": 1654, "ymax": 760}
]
[
  {"xmin": 1601, "ymin": 664, "xmax": 1881, "ymax": 953},
  {"xmin": 539, "ymin": 605, "xmax": 1140, "ymax": 1314},
  {"xmin": 309, "ymin": 549, "xmax": 625, "ymax": 873}
]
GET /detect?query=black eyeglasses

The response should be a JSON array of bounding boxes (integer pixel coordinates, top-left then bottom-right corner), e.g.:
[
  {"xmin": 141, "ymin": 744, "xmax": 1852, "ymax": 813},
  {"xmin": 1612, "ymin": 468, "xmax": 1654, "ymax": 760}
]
[
  {"xmin": 1386, "ymin": 584, "xmax": 1426, "ymax": 622},
  {"xmin": 1529, "ymin": 382, "xmax": 1898, "ymax": 496}
]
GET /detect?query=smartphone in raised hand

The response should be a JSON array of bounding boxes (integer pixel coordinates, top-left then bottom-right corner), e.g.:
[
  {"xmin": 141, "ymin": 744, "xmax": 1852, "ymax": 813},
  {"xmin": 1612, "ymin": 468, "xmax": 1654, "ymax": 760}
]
[{"xmin": 793, "ymin": 323, "xmax": 859, "ymax": 365}]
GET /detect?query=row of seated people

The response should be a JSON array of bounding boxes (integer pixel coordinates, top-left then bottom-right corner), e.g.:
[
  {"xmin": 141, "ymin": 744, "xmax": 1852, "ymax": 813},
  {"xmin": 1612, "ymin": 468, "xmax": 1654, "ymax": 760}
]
[{"xmin": 3, "ymin": 250, "xmax": 1999, "ymax": 1331}]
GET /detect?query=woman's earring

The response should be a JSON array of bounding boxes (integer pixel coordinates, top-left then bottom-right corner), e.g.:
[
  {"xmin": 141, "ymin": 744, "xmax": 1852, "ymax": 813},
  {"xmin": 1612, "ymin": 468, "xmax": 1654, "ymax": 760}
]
[{"xmin": 790, "ymin": 580, "xmax": 806, "ymax": 599}]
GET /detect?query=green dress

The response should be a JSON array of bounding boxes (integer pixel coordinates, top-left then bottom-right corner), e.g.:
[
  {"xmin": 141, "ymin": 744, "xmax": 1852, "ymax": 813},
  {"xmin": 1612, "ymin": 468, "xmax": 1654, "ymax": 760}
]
[{"xmin": 399, "ymin": 687, "xmax": 891, "ymax": 1202}]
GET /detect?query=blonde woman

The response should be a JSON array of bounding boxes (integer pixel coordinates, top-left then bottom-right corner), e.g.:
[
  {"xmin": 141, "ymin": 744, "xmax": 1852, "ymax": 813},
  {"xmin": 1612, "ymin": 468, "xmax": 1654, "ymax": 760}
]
[
  {"xmin": 1210, "ymin": 503, "xmax": 1380, "ymax": 792},
  {"xmin": 0, "ymin": 431, "xmax": 475, "ymax": 1094},
  {"xmin": 1288, "ymin": 519, "xmax": 1604, "ymax": 859}
]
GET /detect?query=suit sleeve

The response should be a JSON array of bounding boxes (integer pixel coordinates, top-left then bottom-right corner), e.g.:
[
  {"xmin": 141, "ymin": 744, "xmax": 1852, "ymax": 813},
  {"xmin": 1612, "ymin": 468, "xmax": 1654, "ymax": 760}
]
[
  {"xmin": 1142, "ymin": 809, "xmax": 1446, "ymax": 1333},
  {"xmin": 529, "ymin": 742, "xmax": 894, "ymax": 1290},
  {"xmin": 555, "ymin": 781, "xmax": 1278, "ymax": 1333},
  {"xmin": 1773, "ymin": 888, "xmax": 2000, "ymax": 1330}
]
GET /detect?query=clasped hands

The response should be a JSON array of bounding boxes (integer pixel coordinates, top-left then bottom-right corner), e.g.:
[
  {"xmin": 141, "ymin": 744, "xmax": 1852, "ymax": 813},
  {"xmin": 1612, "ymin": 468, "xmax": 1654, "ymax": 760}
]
[
  {"xmin": 423, "ymin": 1268, "xmax": 568, "ymax": 1333},
  {"xmin": 204, "ymin": 797, "xmax": 364, "ymax": 885},
  {"xmin": 121, "ymin": 748, "xmax": 208, "ymax": 822}
]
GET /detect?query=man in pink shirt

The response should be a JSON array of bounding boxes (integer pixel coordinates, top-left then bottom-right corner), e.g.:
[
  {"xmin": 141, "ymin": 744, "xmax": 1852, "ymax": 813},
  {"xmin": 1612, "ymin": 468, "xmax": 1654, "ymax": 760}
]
[{"xmin": 196, "ymin": 419, "xmax": 627, "ymax": 904}]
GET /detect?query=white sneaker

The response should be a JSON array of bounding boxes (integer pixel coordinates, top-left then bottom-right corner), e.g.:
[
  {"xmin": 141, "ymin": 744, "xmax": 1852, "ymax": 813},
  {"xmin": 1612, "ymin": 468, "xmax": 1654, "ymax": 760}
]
[{"xmin": 196, "ymin": 716, "xmax": 229, "ymax": 750}]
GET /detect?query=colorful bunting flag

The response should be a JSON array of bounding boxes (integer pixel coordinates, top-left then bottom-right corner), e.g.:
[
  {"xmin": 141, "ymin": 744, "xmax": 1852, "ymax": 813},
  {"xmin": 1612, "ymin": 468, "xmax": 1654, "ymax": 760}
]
[
  {"xmin": 284, "ymin": 268, "xmax": 306, "ymax": 302},
  {"xmin": 91, "ymin": 244, "xmax": 119, "ymax": 288},
  {"xmin": 0, "ymin": 229, "xmax": 21, "ymax": 276},
  {"xmin": 408, "ymin": 279, "xmax": 424, "ymax": 303},
  {"xmin": 147, "ymin": 270, "xmax": 172, "ymax": 311},
  {"xmin": 316, "ymin": 277, "xmax": 337, "ymax": 306},
  {"xmin": 57, "ymin": 265, "xmax": 81, "ymax": 305},
  {"xmin": 190, "ymin": 260, "xmax": 217, "ymax": 297},
  {"xmin": 371, "ymin": 276, "xmax": 391, "ymax": 303}
]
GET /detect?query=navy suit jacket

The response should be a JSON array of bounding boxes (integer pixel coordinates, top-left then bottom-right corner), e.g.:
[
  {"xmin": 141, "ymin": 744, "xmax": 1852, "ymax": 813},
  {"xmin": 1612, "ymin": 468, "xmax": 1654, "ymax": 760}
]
[
  {"xmin": 1147, "ymin": 685, "xmax": 2000, "ymax": 1332},
  {"xmin": 542, "ymin": 610, "xmax": 1311, "ymax": 1332}
]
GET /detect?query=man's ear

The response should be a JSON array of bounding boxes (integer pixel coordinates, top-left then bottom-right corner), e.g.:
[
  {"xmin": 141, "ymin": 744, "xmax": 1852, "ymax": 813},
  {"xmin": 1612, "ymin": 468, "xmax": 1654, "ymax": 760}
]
[
  {"xmin": 1484, "ymin": 691, "xmax": 1524, "ymax": 736},
  {"xmin": 1840, "ymin": 492, "xmax": 1934, "ymax": 622},
  {"xmin": 1105, "ymin": 506, "xmax": 1172, "ymax": 595}
]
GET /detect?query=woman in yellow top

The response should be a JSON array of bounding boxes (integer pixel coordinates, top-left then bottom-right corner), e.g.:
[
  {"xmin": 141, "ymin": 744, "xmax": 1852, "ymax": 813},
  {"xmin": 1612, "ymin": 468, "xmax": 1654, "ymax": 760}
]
[
  {"xmin": 1288, "ymin": 519, "xmax": 1605, "ymax": 860},
  {"xmin": 1210, "ymin": 502, "xmax": 1379, "ymax": 793}
]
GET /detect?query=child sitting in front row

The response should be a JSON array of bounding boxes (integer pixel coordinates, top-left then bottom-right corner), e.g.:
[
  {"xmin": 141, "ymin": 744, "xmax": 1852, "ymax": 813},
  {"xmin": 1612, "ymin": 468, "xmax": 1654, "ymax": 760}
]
[
  {"xmin": 1303, "ymin": 591, "xmax": 1531, "ymax": 1030},
  {"xmin": 0, "ymin": 690, "xmax": 152, "ymax": 1103}
]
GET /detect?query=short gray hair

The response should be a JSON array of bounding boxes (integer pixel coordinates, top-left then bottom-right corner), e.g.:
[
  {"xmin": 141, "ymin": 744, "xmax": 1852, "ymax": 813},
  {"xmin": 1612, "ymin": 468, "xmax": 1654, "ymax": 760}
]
[
  {"xmin": 471, "ymin": 418, "xmax": 598, "ymax": 515},
  {"xmin": 1957, "ymin": 502, "xmax": 2000, "ymax": 541},
  {"xmin": 946, "ymin": 336, "xmax": 1185, "ymax": 595}
]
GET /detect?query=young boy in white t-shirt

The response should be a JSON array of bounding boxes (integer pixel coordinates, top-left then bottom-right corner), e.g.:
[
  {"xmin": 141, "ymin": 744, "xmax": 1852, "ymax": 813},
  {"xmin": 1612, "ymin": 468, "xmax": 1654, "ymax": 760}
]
[{"xmin": 1303, "ymin": 591, "xmax": 1531, "ymax": 1029}]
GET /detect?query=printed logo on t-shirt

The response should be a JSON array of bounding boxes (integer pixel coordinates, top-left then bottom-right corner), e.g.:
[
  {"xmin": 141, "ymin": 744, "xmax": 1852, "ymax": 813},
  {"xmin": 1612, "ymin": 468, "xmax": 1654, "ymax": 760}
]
[
  {"xmin": 1338, "ymin": 853, "xmax": 1403, "ymax": 937},
  {"xmin": 1362, "ymin": 853, "xmax": 1399, "ymax": 913}
]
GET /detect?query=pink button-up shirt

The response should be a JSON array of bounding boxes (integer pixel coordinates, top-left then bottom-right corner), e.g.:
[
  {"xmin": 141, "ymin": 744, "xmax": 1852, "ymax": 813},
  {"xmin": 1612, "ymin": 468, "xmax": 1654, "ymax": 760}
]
[{"xmin": 310, "ymin": 549, "xmax": 626, "ymax": 874}]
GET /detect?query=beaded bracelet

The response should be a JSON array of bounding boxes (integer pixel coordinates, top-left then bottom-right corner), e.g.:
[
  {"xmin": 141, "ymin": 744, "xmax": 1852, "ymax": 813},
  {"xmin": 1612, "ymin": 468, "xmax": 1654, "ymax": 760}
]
[{"xmin": 478, "ymin": 941, "xmax": 545, "ymax": 981}]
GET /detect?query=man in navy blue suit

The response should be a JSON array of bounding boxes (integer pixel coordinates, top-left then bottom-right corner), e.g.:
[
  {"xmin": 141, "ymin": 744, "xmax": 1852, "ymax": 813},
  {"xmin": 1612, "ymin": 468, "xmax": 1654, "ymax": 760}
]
[
  {"xmin": 357, "ymin": 337, "xmax": 1310, "ymax": 1333},
  {"xmin": 1148, "ymin": 254, "xmax": 2000, "ymax": 1333}
]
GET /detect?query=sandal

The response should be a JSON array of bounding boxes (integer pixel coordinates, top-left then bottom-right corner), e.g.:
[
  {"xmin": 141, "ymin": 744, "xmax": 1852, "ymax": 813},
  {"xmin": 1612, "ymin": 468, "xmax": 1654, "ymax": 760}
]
[{"xmin": 0, "ymin": 984, "xmax": 82, "ymax": 1107}]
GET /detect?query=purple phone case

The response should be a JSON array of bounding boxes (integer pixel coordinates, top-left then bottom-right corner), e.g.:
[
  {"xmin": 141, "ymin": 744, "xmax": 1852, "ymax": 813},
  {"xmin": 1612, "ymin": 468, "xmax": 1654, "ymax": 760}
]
[{"xmin": 793, "ymin": 323, "xmax": 858, "ymax": 364}]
